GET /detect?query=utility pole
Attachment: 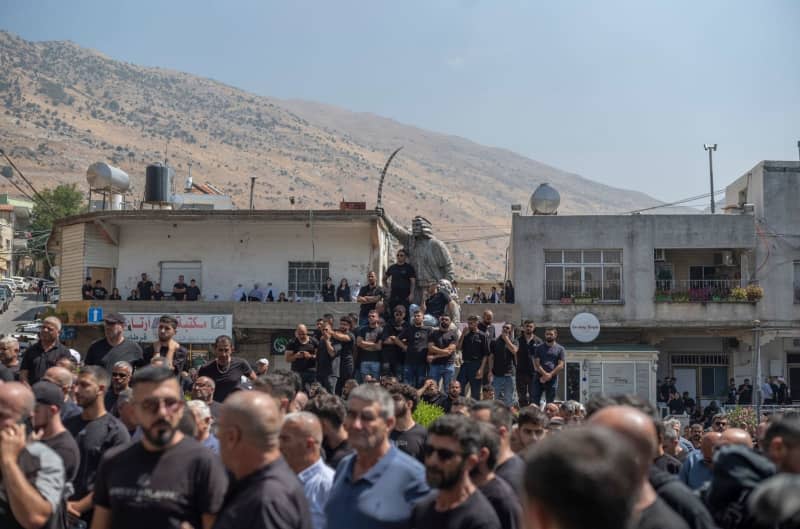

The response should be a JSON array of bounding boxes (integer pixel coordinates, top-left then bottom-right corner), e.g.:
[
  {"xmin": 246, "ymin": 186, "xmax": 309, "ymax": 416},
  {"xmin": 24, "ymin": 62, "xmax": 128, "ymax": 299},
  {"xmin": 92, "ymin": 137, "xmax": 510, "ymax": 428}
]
[
  {"xmin": 249, "ymin": 176, "xmax": 257, "ymax": 211},
  {"xmin": 704, "ymin": 144, "xmax": 717, "ymax": 213}
]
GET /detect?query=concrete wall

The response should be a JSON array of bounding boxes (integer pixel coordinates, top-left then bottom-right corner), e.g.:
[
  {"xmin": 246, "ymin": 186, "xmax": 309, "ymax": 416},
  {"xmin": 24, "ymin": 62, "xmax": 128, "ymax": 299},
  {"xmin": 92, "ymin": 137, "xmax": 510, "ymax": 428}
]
[{"xmin": 510, "ymin": 213, "xmax": 756, "ymax": 326}]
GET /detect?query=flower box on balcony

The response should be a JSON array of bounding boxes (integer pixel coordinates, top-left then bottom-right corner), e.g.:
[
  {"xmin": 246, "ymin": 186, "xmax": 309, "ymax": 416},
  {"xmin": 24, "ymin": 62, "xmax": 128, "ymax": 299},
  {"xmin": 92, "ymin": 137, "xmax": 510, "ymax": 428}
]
[
  {"xmin": 573, "ymin": 297, "xmax": 593, "ymax": 304},
  {"xmin": 560, "ymin": 297, "xmax": 573, "ymax": 304}
]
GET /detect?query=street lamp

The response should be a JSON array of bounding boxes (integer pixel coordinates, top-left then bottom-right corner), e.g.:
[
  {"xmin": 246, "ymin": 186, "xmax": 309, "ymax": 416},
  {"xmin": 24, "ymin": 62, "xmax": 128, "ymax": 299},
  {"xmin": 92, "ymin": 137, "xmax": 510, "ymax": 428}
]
[{"xmin": 704, "ymin": 144, "xmax": 717, "ymax": 213}]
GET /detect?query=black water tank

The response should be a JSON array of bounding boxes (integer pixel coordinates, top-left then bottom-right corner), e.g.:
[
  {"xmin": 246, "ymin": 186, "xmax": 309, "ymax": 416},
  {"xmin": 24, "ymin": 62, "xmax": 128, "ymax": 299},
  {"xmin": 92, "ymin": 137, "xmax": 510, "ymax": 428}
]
[{"xmin": 145, "ymin": 163, "xmax": 171, "ymax": 203}]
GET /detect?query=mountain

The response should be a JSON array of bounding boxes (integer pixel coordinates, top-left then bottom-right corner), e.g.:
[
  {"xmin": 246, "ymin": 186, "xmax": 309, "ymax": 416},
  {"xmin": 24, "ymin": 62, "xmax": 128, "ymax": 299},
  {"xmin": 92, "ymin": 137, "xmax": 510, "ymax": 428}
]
[{"xmin": 0, "ymin": 30, "xmax": 673, "ymax": 279}]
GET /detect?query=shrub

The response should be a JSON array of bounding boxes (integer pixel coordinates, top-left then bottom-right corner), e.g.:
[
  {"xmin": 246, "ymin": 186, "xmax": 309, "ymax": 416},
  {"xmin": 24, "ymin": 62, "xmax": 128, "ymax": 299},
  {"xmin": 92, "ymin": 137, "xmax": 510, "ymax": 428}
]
[{"xmin": 412, "ymin": 400, "xmax": 445, "ymax": 428}]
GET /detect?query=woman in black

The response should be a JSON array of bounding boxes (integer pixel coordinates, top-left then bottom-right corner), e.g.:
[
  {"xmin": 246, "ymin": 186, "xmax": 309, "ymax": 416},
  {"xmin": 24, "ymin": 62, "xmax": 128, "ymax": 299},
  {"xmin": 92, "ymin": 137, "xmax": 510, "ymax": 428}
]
[
  {"xmin": 504, "ymin": 280, "xmax": 515, "ymax": 303},
  {"xmin": 336, "ymin": 278, "xmax": 351, "ymax": 302},
  {"xmin": 109, "ymin": 288, "xmax": 122, "ymax": 300},
  {"xmin": 321, "ymin": 277, "xmax": 336, "ymax": 302}
]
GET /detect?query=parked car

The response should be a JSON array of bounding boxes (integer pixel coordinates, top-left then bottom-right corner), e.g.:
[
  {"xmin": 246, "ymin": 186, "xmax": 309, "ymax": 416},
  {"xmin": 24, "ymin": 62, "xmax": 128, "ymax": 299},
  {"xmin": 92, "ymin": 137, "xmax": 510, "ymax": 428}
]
[
  {"xmin": 10, "ymin": 276, "xmax": 29, "ymax": 290},
  {"xmin": 0, "ymin": 292, "xmax": 8, "ymax": 312},
  {"xmin": 50, "ymin": 287, "xmax": 60, "ymax": 303},
  {"xmin": 0, "ymin": 283, "xmax": 15, "ymax": 299}
]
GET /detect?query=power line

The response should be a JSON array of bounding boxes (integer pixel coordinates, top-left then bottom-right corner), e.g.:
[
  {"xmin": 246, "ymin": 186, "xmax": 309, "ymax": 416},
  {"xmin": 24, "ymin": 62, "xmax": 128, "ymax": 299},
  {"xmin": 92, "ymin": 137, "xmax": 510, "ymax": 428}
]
[
  {"xmin": 624, "ymin": 189, "xmax": 726, "ymax": 215},
  {"xmin": 0, "ymin": 149, "xmax": 58, "ymax": 216}
]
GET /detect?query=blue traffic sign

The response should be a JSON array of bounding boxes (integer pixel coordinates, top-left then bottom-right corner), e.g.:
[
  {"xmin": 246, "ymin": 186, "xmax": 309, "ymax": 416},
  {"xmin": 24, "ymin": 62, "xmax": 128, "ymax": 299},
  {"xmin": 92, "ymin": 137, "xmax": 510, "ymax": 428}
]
[
  {"xmin": 88, "ymin": 306, "xmax": 104, "ymax": 324},
  {"xmin": 60, "ymin": 326, "xmax": 77, "ymax": 341}
]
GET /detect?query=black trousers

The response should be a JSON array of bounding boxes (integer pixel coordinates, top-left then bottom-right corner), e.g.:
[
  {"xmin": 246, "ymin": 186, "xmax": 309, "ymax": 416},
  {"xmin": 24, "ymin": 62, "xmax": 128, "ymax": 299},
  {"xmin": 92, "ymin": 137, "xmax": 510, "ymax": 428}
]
[
  {"xmin": 531, "ymin": 377, "xmax": 557, "ymax": 406},
  {"xmin": 516, "ymin": 371, "xmax": 533, "ymax": 407}
]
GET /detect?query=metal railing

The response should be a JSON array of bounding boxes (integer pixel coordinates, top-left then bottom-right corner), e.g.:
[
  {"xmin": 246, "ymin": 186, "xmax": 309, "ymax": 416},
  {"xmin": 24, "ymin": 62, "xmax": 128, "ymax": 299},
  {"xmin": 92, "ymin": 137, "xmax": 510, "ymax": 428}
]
[
  {"xmin": 654, "ymin": 279, "xmax": 744, "ymax": 302},
  {"xmin": 544, "ymin": 280, "xmax": 622, "ymax": 303}
]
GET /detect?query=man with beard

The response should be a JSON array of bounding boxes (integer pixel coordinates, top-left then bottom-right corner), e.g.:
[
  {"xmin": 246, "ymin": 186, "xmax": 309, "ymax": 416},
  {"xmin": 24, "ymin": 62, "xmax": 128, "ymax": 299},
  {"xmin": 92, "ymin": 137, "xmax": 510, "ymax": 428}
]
[
  {"xmin": 331, "ymin": 317, "xmax": 355, "ymax": 395},
  {"xmin": 471, "ymin": 421, "xmax": 522, "ymax": 529},
  {"xmin": 104, "ymin": 361, "xmax": 132, "ymax": 417},
  {"xmin": 382, "ymin": 305, "xmax": 410, "ymax": 379},
  {"xmin": 531, "ymin": 328, "xmax": 565, "ymax": 407},
  {"xmin": 427, "ymin": 315, "xmax": 458, "ymax": 390},
  {"xmin": 305, "ymin": 393, "xmax": 353, "ymax": 470},
  {"xmin": 192, "ymin": 376, "xmax": 222, "ymax": 421},
  {"xmin": 42, "ymin": 366, "xmax": 82, "ymax": 422},
  {"xmin": 0, "ymin": 336, "xmax": 21, "ymax": 380},
  {"xmin": 402, "ymin": 309, "xmax": 431, "ymax": 388},
  {"xmin": 456, "ymin": 315, "xmax": 491, "ymax": 400},
  {"xmin": 19, "ymin": 316, "xmax": 71, "ymax": 385},
  {"xmin": 516, "ymin": 321, "xmax": 541, "ymax": 407},
  {"xmin": 91, "ymin": 367, "xmax": 227, "ymax": 529},
  {"xmin": 286, "ymin": 324, "xmax": 319, "ymax": 390},
  {"xmin": 388, "ymin": 383, "xmax": 427, "ymax": 461},
  {"xmin": 316, "ymin": 323, "xmax": 341, "ymax": 394},
  {"xmin": 141, "ymin": 316, "xmax": 188, "ymax": 375},
  {"xmin": 31, "ymin": 380, "xmax": 81, "ymax": 487},
  {"xmin": 471, "ymin": 401, "xmax": 525, "ymax": 493},
  {"xmin": 384, "ymin": 248, "xmax": 416, "ymax": 311},
  {"xmin": 64, "ymin": 366, "xmax": 130, "ymax": 524},
  {"xmin": 410, "ymin": 415, "xmax": 501, "ymax": 529},
  {"xmin": 355, "ymin": 310, "xmax": 383, "ymax": 382},
  {"xmin": 325, "ymin": 384, "xmax": 429, "ymax": 529},
  {"xmin": 356, "ymin": 272, "xmax": 384, "ymax": 328},
  {"xmin": 198, "ymin": 335, "xmax": 256, "ymax": 402},
  {"xmin": 84, "ymin": 312, "xmax": 143, "ymax": 371}
]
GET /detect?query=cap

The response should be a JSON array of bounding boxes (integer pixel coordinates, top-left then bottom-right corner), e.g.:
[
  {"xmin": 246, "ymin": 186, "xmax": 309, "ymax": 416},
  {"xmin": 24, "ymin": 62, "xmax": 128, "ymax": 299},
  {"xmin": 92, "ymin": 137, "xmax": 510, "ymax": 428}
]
[
  {"xmin": 103, "ymin": 312, "xmax": 126, "ymax": 324},
  {"xmin": 32, "ymin": 381, "xmax": 63, "ymax": 410},
  {"xmin": 256, "ymin": 358, "xmax": 269, "ymax": 366}
]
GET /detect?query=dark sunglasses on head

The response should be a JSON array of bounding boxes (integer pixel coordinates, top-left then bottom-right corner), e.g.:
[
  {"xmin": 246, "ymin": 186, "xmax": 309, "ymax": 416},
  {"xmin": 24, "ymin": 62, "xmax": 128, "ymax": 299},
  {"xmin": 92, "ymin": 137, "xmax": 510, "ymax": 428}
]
[
  {"xmin": 137, "ymin": 396, "xmax": 183, "ymax": 414},
  {"xmin": 423, "ymin": 443, "xmax": 462, "ymax": 461}
]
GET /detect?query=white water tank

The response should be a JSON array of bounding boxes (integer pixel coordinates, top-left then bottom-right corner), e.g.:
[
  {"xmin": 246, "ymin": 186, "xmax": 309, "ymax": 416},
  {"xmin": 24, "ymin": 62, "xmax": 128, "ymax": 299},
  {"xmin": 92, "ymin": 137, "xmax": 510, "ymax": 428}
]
[
  {"xmin": 86, "ymin": 163, "xmax": 131, "ymax": 192},
  {"xmin": 530, "ymin": 183, "xmax": 561, "ymax": 215}
]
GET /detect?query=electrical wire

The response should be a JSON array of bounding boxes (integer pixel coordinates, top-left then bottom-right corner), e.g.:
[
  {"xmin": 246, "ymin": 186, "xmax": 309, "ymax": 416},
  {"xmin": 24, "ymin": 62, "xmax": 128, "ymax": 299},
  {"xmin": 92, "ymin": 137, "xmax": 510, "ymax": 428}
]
[
  {"xmin": 624, "ymin": 189, "xmax": 726, "ymax": 215},
  {"xmin": 0, "ymin": 149, "xmax": 58, "ymax": 216}
]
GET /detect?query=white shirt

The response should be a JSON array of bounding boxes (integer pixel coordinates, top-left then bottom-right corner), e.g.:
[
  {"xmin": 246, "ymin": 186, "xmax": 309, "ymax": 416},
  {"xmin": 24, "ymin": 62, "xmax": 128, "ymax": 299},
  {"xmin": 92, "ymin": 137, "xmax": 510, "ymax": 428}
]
[{"xmin": 298, "ymin": 458, "xmax": 334, "ymax": 529}]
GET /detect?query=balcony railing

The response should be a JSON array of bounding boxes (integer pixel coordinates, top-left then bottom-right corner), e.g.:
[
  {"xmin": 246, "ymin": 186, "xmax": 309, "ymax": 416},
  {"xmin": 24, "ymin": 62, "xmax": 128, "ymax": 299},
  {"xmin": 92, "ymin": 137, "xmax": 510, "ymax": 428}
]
[
  {"xmin": 654, "ymin": 279, "xmax": 750, "ymax": 302},
  {"xmin": 545, "ymin": 280, "xmax": 623, "ymax": 304},
  {"xmin": 795, "ymin": 283, "xmax": 800, "ymax": 304}
]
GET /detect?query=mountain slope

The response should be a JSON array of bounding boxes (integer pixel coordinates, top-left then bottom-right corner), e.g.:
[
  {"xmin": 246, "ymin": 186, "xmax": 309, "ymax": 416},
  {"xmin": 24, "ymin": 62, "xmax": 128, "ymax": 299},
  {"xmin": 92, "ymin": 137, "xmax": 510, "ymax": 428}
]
[{"xmin": 0, "ymin": 30, "xmax": 671, "ymax": 279}]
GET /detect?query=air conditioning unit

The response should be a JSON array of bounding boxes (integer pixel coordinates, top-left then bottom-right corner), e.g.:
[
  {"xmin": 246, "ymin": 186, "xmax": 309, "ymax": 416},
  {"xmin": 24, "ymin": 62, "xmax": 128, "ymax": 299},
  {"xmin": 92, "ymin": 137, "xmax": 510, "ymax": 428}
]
[
  {"xmin": 714, "ymin": 251, "xmax": 734, "ymax": 266},
  {"xmin": 654, "ymin": 249, "xmax": 666, "ymax": 262}
]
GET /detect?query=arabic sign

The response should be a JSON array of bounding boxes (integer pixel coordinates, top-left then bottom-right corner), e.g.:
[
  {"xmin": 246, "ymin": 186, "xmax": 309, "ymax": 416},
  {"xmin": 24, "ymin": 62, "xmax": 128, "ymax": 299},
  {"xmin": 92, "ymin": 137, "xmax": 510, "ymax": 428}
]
[
  {"xmin": 570, "ymin": 312, "xmax": 600, "ymax": 343},
  {"xmin": 121, "ymin": 313, "xmax": 233, "ymax": 344}
]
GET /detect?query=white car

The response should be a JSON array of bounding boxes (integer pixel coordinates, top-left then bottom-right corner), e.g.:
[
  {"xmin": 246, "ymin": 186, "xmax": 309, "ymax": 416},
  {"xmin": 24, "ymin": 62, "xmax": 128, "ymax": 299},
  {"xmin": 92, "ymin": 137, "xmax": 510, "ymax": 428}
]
[{"xmin": 0, "ymin": 280, "xmax": 18, "ymax": 293}]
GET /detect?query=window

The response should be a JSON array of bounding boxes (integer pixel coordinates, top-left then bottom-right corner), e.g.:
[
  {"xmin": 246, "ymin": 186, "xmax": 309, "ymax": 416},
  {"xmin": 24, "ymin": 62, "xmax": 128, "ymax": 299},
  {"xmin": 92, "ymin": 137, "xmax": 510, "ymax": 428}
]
[
  {"xmin": 288, "ymin": 262, "xmax": 329, "ymax": 299},
  {"xmin": 795, "ymin": 262, "xmax": 800, "ymax": 304},
  {"xmin": 544, "ymin": 249, "xmax": 622, "ymax": 301}
]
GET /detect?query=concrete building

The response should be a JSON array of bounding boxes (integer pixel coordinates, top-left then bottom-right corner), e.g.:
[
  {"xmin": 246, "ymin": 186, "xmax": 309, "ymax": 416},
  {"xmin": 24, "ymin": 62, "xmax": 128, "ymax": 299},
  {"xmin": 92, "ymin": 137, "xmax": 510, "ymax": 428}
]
[
  {"xmin": 0, "ymin": 194, "xmax": 35, "ymax": 276},
  {"xmin": 510, "ymin": 160, "xmax": 800, "ymax": 405}
]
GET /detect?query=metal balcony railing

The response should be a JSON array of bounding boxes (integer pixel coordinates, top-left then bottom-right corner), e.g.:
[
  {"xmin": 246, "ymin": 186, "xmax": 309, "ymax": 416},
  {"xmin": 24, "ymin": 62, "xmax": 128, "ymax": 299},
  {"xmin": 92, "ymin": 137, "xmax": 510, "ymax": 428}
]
[
  {"xmin": 654, "ymin": 279, "xmax": 745, "ymax": 302},
  {"xmin": 544, "ymin": 280, "xmax": 622, "ymax": 303}
]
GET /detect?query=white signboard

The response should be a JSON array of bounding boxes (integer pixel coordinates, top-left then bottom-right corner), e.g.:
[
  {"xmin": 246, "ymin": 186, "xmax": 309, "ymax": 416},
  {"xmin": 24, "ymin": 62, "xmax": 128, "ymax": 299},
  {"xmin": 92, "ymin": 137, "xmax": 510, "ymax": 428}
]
[
  {"xmin": 570, "ymin": 312, "xmax": 600, "ymax": 343},
  {"xmin": 122, "ymin": 313, "xmax": 233, "ymax": 344},
  {"xmin": 603, "ymin": 362, "xmax": 636, "ymax": 395}
]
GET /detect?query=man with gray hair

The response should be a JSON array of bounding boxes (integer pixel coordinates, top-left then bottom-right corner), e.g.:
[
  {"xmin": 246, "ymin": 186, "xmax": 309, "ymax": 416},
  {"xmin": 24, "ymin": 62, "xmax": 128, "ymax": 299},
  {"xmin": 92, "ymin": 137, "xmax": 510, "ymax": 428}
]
[
  {"xmin": 186, "ymin": 400, "xmax": 218, "ymax": 454},
  {"xmin": 214, "ymin": 391, "xmax": 312, "ymax": 529},
  {"xmin": 325, "ymin": 384, "xmax": 429, "ymax": 529},
  {"xmin": 42, "ymin": 366, "xmax": 81, "ymax": 422},
  {"xmin": 104, "ymin": 361, "xmax": 132, "ymax": 418},
  {"xmin": 280, "ymin": 412, "xmax": 334, "ymax": 529},
  {"xmin": 19, "ymin": 316, "xmax": 71, "ymax": 385},
  {"xmin": 0, "ymin": 335, "xmax": 21, "ymax": 380}
]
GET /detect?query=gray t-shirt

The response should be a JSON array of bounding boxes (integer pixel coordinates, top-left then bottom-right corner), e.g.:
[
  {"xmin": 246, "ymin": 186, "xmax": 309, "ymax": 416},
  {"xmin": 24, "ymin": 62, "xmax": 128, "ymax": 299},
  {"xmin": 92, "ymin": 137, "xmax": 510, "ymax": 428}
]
[
  {"xmin": 535, "ymin": 343, "xmax": 565, "ymax": 373},
  {"xmin": 0, "ymin": 442, "xmax": 65, "ymax": 529}
]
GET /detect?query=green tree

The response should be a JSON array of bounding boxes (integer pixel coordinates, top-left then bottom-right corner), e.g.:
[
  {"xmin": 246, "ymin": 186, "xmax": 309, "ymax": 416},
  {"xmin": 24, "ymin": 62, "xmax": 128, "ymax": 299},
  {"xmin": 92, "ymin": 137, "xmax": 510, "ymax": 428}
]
[{"xmin": 30, "ymin": 183, "xmax": 86, "ymax": 233}]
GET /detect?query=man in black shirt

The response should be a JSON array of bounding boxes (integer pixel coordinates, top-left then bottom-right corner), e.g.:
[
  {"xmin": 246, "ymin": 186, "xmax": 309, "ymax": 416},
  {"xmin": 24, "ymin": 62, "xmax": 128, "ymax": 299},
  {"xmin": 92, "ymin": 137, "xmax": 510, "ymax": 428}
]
[
  {"xmin": 388, "ymin": 383, "xmax": 427, "ymax": 461},
  {"xmin": 82, "ymin": 276, "xmax": 95, "ymax": 299},
  {"xmin": 382, "ymin": 304, "xmax": 410, "ymax": 379},
  {"xmin": 0, "ymin": 336, "xmax": 21, "ymax": 380},
  {"xmin": 19, "ymin": 316, "xmax": 72, "ymax": 385},
  {"xmin": 92, "ymin": 366, "xmax": 229, "ymax": 529},
  {"xmin": 456, "ymin": 315, "xmax": 491, "ymax": 399},
  {"xmin": 316, "ymin": 323, "xmax": 340, "ymax": 394},
  {"xmin": 356, "ymin": 310, "xmax": 383, "ymax": 382},
  {"xmin": 402, "ymin": 309, "xmax": 430, "ymax": 387},
  {"xmin": 137, "ymin": 273, "xmax": 153, "ymax": 300},
  {"xmin": 64, "ymin": 366, "xmax": 131, "ymax": 522},
  {"xmin": 32, "ymin": 380, "xmax": 81, "ymax": 484},
  {"xmin": 305, "ymin": 393, "xmax": 353, "ymax": 469},
  {"xmin": 331, "ymin": 317, "xmax": 355, "ymax": 395},
  {"xmin": 104, "ymin": 361, "xmax": 132, "ymax": 417},
  {"xmin": 411, "ymin": 414, "xmax": 501, "ymax": 529},
  {"xmin": 92, "ymin": 280, "xmax": 108, "ymax": 300},
  {"xmin": 472, "ymin": 421, "xmax": 522, "ymax": 529},
  {"xmin": 191, "ymin": 376, "xmax": 223, "ymax": 421},
  {"xmin": 531, "ymin": 328, "xmax": 565, "ymax": 407},
  {"xmin": 185, "ymin": 279, "xmax": 201, "ymax": 301},
  {"xmin": 172, "ymin": 274, "xmax": 188, "ymax": 301},
  {"xmin": 421, "ymin": 282, "xmax": 454, "ymax": 320},
  {"xmin": 471, "ymin": 401, "xmax": 525, "ymax": 494},
  {"xmin": 489, "ymin": 324, "xmax": 519, "ymax": 406},
  {"xmin": 141, "ymin": 315, "xmax": 188, "ymax": 374},
  {"xmin": 427, "ymin": 315, "xmax": 458, "ymax": 390},
  {"xmin": 286, "ymin": 324, "xmax": 320, "ymax": 390},
  {"xmin": 321, "ymin": 277, "xmax": 336, "ymax": 302},
  {"xmin": 356, "ymin": 271, "xmax": 384, "ymax": 327},
  {"xmin": 214, "ymin": 390, "xmax": 312, "ymax": 529},
  {"xmin": 197, "ymin": 335, "xmax": 256, "ymax": 402},
  {"xmin": 516, "ymin": 320, "xmax": 541, "ymax": 407},
  {"xmin": 384, "ymin": 248, "xmax": 416, "ymax": 312},
  {"xmin": 85, "ymin": 312, "xmax": 144, "ymax": 371}
]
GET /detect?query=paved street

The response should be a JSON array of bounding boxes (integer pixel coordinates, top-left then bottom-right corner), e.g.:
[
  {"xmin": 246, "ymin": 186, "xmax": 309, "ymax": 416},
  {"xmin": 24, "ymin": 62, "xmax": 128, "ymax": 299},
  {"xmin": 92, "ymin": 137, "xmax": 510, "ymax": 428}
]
[{"xmin": 0, "ymin": 292, "xmax": 52, "ymax": 337}]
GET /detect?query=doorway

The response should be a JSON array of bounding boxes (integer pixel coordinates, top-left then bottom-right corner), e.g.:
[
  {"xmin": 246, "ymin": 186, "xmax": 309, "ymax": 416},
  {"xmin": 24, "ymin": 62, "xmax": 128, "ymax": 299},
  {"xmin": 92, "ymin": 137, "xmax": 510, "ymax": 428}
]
[
  {"xmin": 674, "ymin": 368, "xmax": 697, "ymax": 400},
  {"xmin": 788, "ymin": 353, "xmax": 800, "ymax": 403}
]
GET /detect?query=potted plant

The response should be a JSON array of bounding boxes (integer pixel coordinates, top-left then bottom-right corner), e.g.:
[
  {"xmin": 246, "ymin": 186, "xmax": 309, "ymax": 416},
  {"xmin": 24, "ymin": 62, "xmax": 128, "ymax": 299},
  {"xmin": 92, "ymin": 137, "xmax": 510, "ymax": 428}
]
[
  {"xmin": 559, "ymin": 292, "xmax": 573, "ymax": 304},
  {"xmin": 573, "ymin": 292, "xmax": 594, "ymax": 304},
  {"xmin": 73, "ymin": 310, "xmax": 87, "ymax": 324},
  {"xmin": 730, "ymin": 287, "xmax": 748, "ymax": 302},
  {"xmin": 654, "ymin": 289, "xmax": 671, "ymax": 302},
  {"xmin": 745, "ymin": 284, "xmax": 764, "ymax": 302},
  {"xmin": 671, "ymin": 292, "xmax": 689, "ymax": 302}
]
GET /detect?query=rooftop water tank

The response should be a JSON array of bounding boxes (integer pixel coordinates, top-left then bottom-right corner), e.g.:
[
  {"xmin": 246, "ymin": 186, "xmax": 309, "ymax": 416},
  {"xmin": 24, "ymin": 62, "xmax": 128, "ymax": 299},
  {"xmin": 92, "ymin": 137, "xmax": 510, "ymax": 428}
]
[
  {"xmin": 530, "ymin": 183, "xmax": 560, "ymax": 215},
  {"xmin": 144, "ymin": 163, "xmax": 173, "ymax": 203},
  {"xmin": 86, "ymin": 163, "xmax": 130, "ymax": 192}
]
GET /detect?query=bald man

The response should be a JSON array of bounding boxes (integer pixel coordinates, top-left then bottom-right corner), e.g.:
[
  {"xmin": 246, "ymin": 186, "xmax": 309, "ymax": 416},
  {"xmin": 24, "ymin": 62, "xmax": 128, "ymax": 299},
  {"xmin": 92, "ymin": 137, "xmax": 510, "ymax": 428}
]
[
  {"xmin": 43, "ymin": 366, "xmax": 82, "ymax": 422},
  {"xmin": 720, "ymin": 428, "xmax": 753, "ymax": 449},
  {"xmin": 590, "ymin": 405, "xmax": 689, "ymax": 529},
  {"xmin": 280, "ymin": 412, "xmax": 334, "ymax": 529},
  {"xmin": 679, "ymin": 432, "xmax": 722, "ymax": 490},
  {"xmin": 285, "ymin": 324, "xmax": 319, "ymax": 391},
  {"xmin": 0, "ymin": 382, "xmax": 66, "ymax": 529},
  {"xmin": 215, "ymin": 391, "xmax": 312, "ymax": 529}
]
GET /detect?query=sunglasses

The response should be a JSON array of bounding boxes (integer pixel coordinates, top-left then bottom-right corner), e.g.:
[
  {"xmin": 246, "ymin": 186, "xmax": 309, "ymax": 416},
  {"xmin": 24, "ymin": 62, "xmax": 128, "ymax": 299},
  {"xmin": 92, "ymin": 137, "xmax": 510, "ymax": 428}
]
[
  {"xmin": 137, "ymin": 396, "xmax": 183, "ymax": 414},
  {"xmin": 714, "ymin": 421, "xmax": 728, "ymax": 427},
  {"xmin": 423, "ymin": 444, "xmax": 462, "ymax": 462}
]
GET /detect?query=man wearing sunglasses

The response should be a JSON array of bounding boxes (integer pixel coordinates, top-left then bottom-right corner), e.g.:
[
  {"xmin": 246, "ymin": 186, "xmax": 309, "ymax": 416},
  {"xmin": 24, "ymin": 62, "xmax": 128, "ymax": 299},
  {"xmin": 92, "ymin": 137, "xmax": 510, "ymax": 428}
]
[
  {"xmin": 84, "ymin": 312, "xmax": 143, "ymax": 372},
  {"xmin": 104, "ymin": 361, "xmax": 132, "ymax": 418},
  {"xmin": 385, "ymin": 248, "xmax": 417, "ymax": 311},
  {"xmin": 91, "ymin": 366, "xmax": 228, "ymax": 529},
  {"xmin": 411, "ymin": 414, "xmax": 501, "ymax": 529}
]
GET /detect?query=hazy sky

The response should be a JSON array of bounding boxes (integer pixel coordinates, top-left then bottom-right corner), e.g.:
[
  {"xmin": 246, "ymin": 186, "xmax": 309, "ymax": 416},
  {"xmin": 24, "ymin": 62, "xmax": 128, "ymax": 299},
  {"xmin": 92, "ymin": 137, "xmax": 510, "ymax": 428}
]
[{"xmin": 2, "ymin": 0, "xmax": 798, "ymax": 203}]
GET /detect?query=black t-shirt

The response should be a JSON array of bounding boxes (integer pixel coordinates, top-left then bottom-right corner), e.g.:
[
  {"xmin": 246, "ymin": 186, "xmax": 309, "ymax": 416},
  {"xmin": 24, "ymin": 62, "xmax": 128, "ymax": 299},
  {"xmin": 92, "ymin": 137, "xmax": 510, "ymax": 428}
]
[
  {"xmin": 356, "ymin": 325, "xmax": 383, "ymax": 364},
  {"xmin": 212, "ymin": 457, "xmax": 312, "ymax": 529},
  {"xmin": 390, "ymin": 423, "xmax": 427, "ymax": 462},
  {"xmin": 152, "ymin": 289, "xmax": 164, "ymax": 300},
  {"xmin": 479, "ymin": 476, "xmax": 522, "ymax": 529},
  {"xmin": 287, "ymin": 337, "xmax": 319, "ymax": 373},
  {"xmin": 82, "ymin": 284, "xmax": 94, "ymax": 299},
  {"xmin": 85, "ymin": 338, "xmax": 144, "ymax": 371},
  {"xmin": 316, "ymin": 337, "xmax": 341, "ymax": 378},
  {"xmin": 411, "ymin": 489, "xmax": 501, "ymax": 529},
  {"xmin": 141, "ymin": 343, "xmax": 189, "ymax": 374},
  {"xmin": 535, "ymin": 342, "xmax": 565, "ymax": 373},
  {"xmin": 321, "ymin": 284, "xmax": 336, "ymax": 302},
  {"xmin": 64, "ymin": 413, "xmax": 131, "ymax": 499},
  {"xmin": 424, "ymin": 291, "xmax": 451, "ymax": 318},
  {"xmin": 382, "ymin": 321, "xmax": 410, "ymax": 366},
  {"xmin": 517, "ymin": 335, "xmax": 541, "ymax": 375},
  {"xmin": 172, "ymin": 282, "xmax": 187, "ymax": 301},
  {"xmin": 42, "ymin": 430, "xmax": 81, "ymax": 484},
  {"xmin": 402, "ymin": 325, "xmax": 430, "ymax": 366},
  {"xmin": 334, "ymin": 331, "xmax": 355, "ymax": 371},
  {"xmin": 93, "ymin": 437, "xmax": 228, "ymax": 529},
  {"xmin": 185, "ymin": 285, "xmax": 201, "ymax": 301},
  {"xmin": 323, "ymin": 439, "xmax": 353, "ymax": 470},
  {"xmin": 635, "ymin": 497, "xmax": 691, "ymax": 529},
  {"xmin": 490, "ymin": 337, "xmax": 518, "ymax": 377},
  {"xmin": 461, "ymin": 330, "xmax": 490, "ymax": 363},
  {"xmin": 92, "ymin": 286, "xmax": 108, "ymax": 300},
  {"xmin": 197, "ymin": 358, "xmax": 253, "ymax": 402},
  {"xmin": 357, "ymin": 283, "xmax": 385, "ymax": 318},
  {"xmin": 20, "ymin": 341, "xmax": 72, "ymax": 385},
  {"xmin": 428, "ymin": 328, "xmax": 457, "ymax": 365},
  {"xmin": 654, "ymin": 454, "xmax": 682, "ymax": 475},
  {"xmin": 137, "ymin": 280, "xmax": 153, "ymax": 300},
  {"xmin": 385, "ymin": 262, "xmax": 416, "ymax": 298},
  {"xmin": 478, "ymin": 322, "xmax": 497, "ymax": 342},
  {"xmin": 495, "ymin": 455, "xmax": 525, "ymax": 494},
  {"xmin": 336, "ymin": 286, "xmax": 350, "ymax": 302},
  {"xmin": 421, "ymin": 391, "xmax": 450, "ymax": 411}
]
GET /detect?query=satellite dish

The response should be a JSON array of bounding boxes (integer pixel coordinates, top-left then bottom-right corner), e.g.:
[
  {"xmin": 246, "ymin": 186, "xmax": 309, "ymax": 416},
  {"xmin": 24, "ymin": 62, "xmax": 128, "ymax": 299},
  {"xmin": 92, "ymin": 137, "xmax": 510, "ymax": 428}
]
[
  {"xmin": 530, "ymin": 183, "xmax": 561, "ymax": 215},
  {"xmin": 49, "ymin": 266, "xmax": 60, "ymax": 279}
]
